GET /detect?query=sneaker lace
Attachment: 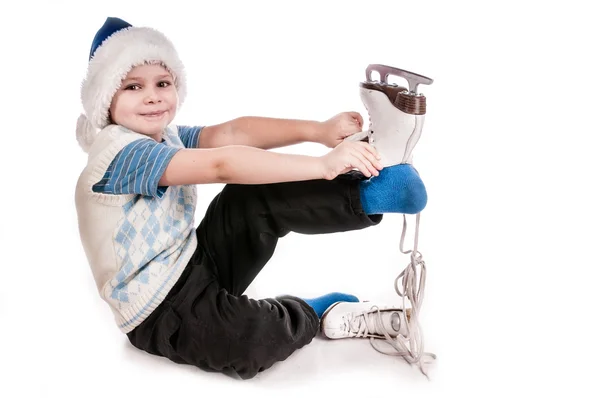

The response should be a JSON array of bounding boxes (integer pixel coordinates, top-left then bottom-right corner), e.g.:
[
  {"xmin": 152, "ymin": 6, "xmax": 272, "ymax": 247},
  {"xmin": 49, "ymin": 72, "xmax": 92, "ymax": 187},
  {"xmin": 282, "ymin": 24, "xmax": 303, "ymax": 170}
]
[
  {"xmin": 342, "ymin": 309, "xmax": 394, "ymax": 338},
  {"xmin": 369, "ymin": 213, "xmax": 437, "ymax": 378}
]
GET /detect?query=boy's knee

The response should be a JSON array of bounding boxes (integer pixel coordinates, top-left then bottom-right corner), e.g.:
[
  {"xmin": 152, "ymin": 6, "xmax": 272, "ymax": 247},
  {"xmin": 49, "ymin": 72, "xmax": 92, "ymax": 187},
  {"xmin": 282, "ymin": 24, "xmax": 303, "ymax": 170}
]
[
  {"xmin": 219, "ymin": 296, "xmax": 318, "ymax": 379},
  {"xmin": 228, "ymin": 344, "xmax": 278, "ymax": 380}
]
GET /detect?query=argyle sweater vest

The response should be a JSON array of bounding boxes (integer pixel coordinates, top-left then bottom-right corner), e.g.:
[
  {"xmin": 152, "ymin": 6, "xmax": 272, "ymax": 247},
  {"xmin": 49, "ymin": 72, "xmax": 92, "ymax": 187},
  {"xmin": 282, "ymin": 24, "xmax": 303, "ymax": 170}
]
[{"xmin": 75, "ymin": 124, "xmax": 198, "ymax": 333}]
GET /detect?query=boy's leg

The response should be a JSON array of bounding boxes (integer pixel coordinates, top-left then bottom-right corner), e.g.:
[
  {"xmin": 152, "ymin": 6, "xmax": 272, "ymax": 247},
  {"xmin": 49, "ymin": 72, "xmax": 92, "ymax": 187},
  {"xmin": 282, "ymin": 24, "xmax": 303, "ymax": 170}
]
[
  {"xmin": 195, "ymin": 171, "xmax": 382, "ymax": 296},
  {"xmin": 128, "ymin": 172, "xmax": 378, "ymax": 379},
  {"xmin": 128, "ymin": 170, "xmax": 425, "ymax": 379},
  {"xmin": 128, "ymin": 254, "xmax": 322, "ymax": 380}
]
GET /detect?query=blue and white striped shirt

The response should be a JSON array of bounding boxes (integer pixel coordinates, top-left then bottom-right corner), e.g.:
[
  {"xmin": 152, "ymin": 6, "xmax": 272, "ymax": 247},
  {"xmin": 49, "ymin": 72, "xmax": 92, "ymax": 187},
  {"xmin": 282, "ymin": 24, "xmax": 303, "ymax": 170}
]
[{"xmin": 93, "ymin": 125, "xmax": 203, "ymax": 198}]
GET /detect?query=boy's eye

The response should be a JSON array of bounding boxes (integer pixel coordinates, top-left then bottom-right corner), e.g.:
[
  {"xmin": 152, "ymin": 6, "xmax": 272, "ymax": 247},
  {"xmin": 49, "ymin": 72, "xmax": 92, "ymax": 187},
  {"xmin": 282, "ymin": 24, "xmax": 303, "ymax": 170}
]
[{"xmin": 123, "ymin": 81, "xmax": 171, "ymax": 90}]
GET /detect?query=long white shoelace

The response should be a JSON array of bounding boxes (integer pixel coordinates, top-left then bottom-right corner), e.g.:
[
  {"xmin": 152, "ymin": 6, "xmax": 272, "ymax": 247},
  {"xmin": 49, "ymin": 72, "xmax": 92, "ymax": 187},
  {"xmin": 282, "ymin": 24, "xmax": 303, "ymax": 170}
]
[{"xmin": 369, "ymin": 213, "xmax": 437, "ymax": 378}]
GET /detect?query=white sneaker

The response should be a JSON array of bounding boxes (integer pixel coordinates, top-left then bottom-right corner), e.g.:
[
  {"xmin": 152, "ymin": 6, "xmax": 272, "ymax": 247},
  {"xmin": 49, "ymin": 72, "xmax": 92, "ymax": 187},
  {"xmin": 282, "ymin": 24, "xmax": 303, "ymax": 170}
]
[
  {"xmin": 321, "ymin": 298, "xmax": 436, "ymax": 379},
  {"xmin": 320, "ymin": 301, "xmax": 411, "ymax": 340},
  {"xmin": 345, "ymin": 64, "xmax": 433, "ymax": 167}
]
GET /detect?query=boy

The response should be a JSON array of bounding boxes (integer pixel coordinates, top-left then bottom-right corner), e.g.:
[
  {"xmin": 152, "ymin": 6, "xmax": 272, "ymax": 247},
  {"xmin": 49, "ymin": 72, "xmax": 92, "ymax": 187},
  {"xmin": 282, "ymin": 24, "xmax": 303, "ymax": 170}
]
[{"xmin": 75, "ymin": 17, "xmax": 428, "ymax": 380}]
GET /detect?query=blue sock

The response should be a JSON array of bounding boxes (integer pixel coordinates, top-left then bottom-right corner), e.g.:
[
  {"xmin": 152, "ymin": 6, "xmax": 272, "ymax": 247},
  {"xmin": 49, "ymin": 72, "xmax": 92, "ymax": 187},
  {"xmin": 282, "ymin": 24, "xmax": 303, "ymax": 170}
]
[
  {"xmin": 302, "ymin": 292, "xmax": 359, "ymax": 318},
  {"xmin": 359, "ymin": 164, "xmax": 427, "ymax": 215}
]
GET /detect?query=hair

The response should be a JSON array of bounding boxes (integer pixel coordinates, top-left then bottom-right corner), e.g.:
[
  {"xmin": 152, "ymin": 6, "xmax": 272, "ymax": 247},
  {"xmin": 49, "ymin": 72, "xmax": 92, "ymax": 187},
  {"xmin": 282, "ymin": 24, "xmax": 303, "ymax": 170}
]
[{"xmin": 144, "ymin": 60, "xmax": 177, "ymax": 83}]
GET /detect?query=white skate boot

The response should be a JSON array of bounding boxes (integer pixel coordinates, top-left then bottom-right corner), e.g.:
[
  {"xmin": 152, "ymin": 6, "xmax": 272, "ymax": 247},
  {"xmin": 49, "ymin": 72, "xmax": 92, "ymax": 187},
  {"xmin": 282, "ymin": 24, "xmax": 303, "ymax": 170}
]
[{"xmin": 345, "ymin": 64, "xmax": 433, "ymax": 167}]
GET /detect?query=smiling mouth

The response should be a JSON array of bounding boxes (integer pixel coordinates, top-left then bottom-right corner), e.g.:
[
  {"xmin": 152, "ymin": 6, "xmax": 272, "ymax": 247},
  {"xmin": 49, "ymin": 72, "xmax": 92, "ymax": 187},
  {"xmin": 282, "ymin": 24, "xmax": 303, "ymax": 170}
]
[{"xmin": 140, "ymin": 111, "xmax": 166, "ymax": 117}]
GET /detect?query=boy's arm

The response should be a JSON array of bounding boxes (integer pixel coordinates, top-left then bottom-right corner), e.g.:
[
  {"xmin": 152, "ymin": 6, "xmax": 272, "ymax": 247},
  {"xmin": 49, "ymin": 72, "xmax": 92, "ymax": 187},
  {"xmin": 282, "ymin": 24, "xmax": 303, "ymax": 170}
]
[
  {"xmin": 198, "ymin": 117, "xmax": 321, "ymax": 150},
  {"xmin": 160, "ymin": 145, "xmax": 324, "ymax": 186}
]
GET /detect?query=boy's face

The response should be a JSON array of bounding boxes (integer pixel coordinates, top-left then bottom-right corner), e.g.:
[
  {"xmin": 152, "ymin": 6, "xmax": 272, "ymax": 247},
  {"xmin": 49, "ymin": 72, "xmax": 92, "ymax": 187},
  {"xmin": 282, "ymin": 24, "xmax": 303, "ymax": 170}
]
[{"xmin": 109, "ymin": 63, "xmax": 178, "ymax": 140}]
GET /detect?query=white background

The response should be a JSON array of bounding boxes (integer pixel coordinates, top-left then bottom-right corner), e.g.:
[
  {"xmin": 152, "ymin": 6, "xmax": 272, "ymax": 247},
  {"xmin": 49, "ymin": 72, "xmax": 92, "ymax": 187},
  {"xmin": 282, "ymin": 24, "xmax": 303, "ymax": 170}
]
[{"xmin": 1, "ymin": 0, "xmax": 599, "ymax": 396}]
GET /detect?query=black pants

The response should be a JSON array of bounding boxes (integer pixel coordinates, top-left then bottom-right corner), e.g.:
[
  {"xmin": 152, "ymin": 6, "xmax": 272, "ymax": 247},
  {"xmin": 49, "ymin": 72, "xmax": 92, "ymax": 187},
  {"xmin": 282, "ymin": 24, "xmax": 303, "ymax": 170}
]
[{"xmin": 126, "ymin": 172, "xmax": 383, "ymax": 379}]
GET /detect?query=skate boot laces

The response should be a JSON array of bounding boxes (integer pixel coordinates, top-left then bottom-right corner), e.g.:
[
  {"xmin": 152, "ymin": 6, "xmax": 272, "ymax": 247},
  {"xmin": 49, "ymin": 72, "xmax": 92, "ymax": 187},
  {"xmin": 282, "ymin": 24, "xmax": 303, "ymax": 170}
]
[{"xmin": 369, "ymin": 213, "xmax": 437, "ymax": 378}]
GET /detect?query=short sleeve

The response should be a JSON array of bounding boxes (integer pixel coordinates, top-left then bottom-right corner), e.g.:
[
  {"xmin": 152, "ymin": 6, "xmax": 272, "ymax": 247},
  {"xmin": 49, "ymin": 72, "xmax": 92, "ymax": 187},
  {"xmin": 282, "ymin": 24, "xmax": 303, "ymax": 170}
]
[
  {"xmin": 177, "ymin": 125, "xmax": 204, "ymax": 148},
  {"xmin": 92, "ymin": 139, "xmax": 180, "ymax": 198}
]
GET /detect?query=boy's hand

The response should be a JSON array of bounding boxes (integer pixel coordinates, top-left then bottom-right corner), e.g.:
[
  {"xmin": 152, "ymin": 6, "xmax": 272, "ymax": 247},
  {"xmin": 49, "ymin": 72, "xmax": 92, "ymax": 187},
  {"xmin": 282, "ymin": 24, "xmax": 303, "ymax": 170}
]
[
  {"xmin": 319, "ymin": 141, "xmax": 382, "ymax": 180},
  {"xmin": 316, "ymin": 112, "xmax": 364, "ymax": 148}
]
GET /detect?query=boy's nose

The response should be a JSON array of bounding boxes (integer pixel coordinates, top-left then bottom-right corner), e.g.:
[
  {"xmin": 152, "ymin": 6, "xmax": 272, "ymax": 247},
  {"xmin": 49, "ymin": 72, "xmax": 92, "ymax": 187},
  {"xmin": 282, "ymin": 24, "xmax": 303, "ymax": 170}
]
[{"xmin": 144, "ymin": 90, "xmax": 161, "ymax": 104}]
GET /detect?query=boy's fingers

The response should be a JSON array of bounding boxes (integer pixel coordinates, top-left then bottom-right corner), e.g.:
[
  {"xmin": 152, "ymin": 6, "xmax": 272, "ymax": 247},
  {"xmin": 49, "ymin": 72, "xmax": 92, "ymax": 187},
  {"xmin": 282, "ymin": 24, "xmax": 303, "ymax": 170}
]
[
  {"xmin": 351, "ymin": 112, "xmax": 364, "ymax": 128},
  {"xmin": 359, "ymin": 141, "xmax": 381, "ymax": 160},
  {"xmin": 359, "ymin": 146, "xmax": 383, "ymax": 170},
  {"xmin": 349, "ymin": 153, "xmax": 371, "ymax": 177},
  {"xmin": 352, "ymin": 151, "xmax": 378, "ymax": 177}
]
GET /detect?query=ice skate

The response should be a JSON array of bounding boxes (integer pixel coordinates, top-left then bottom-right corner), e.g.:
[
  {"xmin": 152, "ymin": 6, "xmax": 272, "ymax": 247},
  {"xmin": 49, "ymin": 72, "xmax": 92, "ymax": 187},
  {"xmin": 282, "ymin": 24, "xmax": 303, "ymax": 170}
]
[{"xmin": 345, "ymin": 64, "xmax": 433, "ymax": 167}]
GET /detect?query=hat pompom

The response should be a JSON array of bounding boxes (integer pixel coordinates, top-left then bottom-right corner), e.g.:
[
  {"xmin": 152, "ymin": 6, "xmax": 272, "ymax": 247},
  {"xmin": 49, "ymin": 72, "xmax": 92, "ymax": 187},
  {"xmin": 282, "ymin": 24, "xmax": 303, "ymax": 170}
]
[{"xmin": 76, "ymin": 113, "xmax": 98, "ymax": 153}]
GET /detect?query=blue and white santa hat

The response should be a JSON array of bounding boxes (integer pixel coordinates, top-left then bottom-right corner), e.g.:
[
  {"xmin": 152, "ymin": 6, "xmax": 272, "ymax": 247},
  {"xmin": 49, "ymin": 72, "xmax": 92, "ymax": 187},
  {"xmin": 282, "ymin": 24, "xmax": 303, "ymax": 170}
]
[{"xmin": 76, "ymin": 17, "xmax": 187, "ymax": 152}]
